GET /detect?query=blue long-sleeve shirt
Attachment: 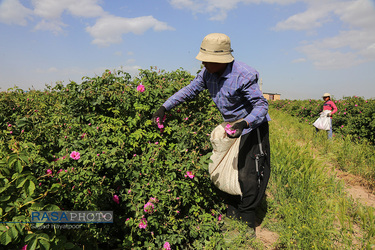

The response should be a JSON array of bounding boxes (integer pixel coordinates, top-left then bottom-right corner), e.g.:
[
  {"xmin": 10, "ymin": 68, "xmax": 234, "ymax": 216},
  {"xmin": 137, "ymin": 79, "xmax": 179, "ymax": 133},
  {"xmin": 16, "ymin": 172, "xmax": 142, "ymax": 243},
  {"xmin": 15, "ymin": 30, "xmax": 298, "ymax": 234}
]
[{"xmin": 163, "ymin": 60, "xmax": 270, "ymax": 135}]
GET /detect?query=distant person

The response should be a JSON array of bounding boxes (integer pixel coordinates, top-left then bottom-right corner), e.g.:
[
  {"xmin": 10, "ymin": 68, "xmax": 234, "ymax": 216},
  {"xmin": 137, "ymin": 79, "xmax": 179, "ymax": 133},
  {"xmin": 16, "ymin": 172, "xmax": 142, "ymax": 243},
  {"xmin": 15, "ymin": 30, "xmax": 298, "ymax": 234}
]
[
  {"xmin": 316, "ymin": 93, "xmax": 337, "ymax": 139},
  {"xmin": 152, "ymin": 33, "xmax": 271, "ymax": 237}
]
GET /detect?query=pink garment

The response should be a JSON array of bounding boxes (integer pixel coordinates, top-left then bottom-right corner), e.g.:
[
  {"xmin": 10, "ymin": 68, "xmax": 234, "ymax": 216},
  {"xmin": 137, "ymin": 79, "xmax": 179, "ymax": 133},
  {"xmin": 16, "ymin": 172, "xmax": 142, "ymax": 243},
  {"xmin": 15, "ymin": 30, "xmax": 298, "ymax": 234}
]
[{"xmin": 323, "ymin": 100, "xmax": 337, "ymax": 118}]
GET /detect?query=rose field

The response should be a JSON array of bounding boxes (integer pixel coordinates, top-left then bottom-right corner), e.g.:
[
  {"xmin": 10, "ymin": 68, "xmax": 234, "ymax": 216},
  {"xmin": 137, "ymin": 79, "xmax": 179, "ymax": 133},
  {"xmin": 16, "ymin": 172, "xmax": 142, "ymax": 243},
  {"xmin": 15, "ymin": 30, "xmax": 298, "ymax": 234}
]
[
  {"xmin": 1, "ymin": 68, "xmax": 375, "ymax": 249},
  {"xmin": 269, "ymin": 97, "xmax": 375, "ymax": 144}
]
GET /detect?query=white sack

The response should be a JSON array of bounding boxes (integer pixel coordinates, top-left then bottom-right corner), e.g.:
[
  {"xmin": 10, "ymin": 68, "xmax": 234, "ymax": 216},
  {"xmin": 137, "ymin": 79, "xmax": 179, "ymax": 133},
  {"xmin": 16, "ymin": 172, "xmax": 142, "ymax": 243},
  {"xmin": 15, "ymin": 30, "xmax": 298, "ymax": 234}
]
[
  {"xmin": 313, "ymin": 110, "xmax": 331, "ymax": 130},
  {"xmin": 208, "ymin": 122, "xmax": 242, "ymax": 196}
]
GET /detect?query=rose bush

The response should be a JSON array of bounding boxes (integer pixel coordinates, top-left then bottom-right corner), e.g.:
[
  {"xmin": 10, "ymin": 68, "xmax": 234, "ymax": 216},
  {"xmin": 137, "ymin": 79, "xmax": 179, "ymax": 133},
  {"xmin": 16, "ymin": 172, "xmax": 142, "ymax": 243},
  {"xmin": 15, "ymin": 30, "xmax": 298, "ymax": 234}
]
[
  {"xmin": 269, "ymin": 97, "xmax": 375, "ymax": 144},
  {"xmin": 0, "ymin": 67, "xmax": 227, "ymax": 249}
]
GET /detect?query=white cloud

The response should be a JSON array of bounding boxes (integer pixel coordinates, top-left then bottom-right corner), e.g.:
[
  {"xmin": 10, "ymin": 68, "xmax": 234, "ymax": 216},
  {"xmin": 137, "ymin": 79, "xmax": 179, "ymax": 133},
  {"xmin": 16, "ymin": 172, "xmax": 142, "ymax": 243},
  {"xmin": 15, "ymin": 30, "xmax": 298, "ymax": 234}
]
[
  {"xmin": 297, "ymin": 44, "xmax": 365, "ymax": 69},
  {"xmin": 169, "ymin": 0, "xmax": 375, "ymax": 69},
  {"xmin": 86, "ymin": 15, "xmax": 175, "ymax": 47},
  {"xmin": 272, "ymin": 0, "xmax": 375, "ymax": 69},
  {"xmin": 273, "ymin": 0, "xmax": 340, "ymax": 31},
  {"xmin": 169, "ymin": 0, "xmax": 239, "ymax": 20},
  {"xmin": 335, "ymin": 0, "xmax": 375, "ymax": 30},
  {"xmin": 292, "ymin": 58, "xmax": 306, "ymax": 63},
  {"xmin": 126, "ymin": 58, "xmax": 136, "ymax": 64},
  {"xmin": 33, "ymin": 19, "xmax": 67, "ymax": 34},
  {"xmin": 297, "ymin": 28, "xmax": 375, "ymax": 69},
  {"xmin": 0, "ymin": 0, "xmax": 33, "ymax": 25},
  {"xmin": 31, "ymin": 0, "xmax": 106, "ymax": 33},
  {"xmin": 1, "ymin": 0, "xmax": 175, "ymax": 46},
  {"xmin": 32, "ymin": 0, "xmax": 105, "ymax": 19},
  {"xmin": 274, "ymin": 6, "xmax": 332, "ymax": 31},
  {"xmin": 169, "ymin": 0, "xmax": 297, "ymax": 21}
]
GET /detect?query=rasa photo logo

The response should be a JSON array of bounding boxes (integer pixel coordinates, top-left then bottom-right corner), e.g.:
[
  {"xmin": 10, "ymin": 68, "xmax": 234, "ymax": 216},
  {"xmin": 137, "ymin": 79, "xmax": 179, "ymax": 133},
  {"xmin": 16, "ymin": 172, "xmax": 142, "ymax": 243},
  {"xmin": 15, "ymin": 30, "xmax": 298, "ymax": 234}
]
[{"xmin": 31, "ymin": 211, "xmax": 113, "ymax": 223}]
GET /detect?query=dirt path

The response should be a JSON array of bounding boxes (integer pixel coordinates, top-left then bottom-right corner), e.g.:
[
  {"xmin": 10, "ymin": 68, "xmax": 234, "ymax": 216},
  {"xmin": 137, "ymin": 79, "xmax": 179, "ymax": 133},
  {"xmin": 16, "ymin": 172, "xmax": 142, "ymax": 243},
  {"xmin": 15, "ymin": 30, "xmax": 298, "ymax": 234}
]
[
  {"xmin": 254, "ymin": 163, "xmax": 375, "ymax": 249},
  {"xmin": 336, "ymin": 169, "xmax": 375, "ymax": 208},
  {"xmin": 253, "ymin": 110, "xmax": 375, "ymax": 249},
  {"xmin": 256, "ymin": 226, "xmax": 279, "ymax": 249}
]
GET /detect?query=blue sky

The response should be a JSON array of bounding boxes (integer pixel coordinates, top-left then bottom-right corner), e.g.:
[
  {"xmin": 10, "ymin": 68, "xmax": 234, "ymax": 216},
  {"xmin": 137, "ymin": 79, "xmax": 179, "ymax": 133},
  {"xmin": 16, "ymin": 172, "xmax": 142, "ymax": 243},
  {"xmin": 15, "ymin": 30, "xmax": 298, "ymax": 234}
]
[{"xmin": 1, "ymin": 0, "xmax": 375, "ymax": 100}]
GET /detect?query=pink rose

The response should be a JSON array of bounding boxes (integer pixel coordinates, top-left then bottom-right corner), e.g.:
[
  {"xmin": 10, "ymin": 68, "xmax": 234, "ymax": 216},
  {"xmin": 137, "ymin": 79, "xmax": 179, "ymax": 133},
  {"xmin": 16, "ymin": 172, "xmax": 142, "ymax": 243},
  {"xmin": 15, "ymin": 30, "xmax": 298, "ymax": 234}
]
[
  {"xmin": 144, "ymin": 202, "xmax": 155, "ymax": 213},
  {"xmin": 225, "ymin": 124, "xmax": 236, "ymax": 135},
  {"xmin": 137, "ymin": 84, "xmax": 145, "ymax": 92},
  {"xmin": 185, "ymin": 171, "xmax": 194, "ymax": 179},
  {"xmin": 139, "ymin": 217, "xmax": 147, "ymax": 229},
  {"xmin": 113, "ymin": 195, "xmax": 120, "ymax": 204},
  {"xmin": 70, "ymin": 151, "xmax": 80, "ymax": 160},
  {"xmin": 164, "ymin": 242, "xmax": 171, "ymax": 250}
]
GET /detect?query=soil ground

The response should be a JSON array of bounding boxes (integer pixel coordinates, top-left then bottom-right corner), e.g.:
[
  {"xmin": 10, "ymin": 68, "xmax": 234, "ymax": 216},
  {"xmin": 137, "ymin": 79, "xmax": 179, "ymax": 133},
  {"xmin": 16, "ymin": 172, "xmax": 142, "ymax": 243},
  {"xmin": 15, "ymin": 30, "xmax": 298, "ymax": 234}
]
[
  {"xmin": 252, "ymin": 171, "xmax": 375, "ymax": 249},
  {"xmin": 253, "ymin": 168, "xmax": 375, "ymax": 249}
]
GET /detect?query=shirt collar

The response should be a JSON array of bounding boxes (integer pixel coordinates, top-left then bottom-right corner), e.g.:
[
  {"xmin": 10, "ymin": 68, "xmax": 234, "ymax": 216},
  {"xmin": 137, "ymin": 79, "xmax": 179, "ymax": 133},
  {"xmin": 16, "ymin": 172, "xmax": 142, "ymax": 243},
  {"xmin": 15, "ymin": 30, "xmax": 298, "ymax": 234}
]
[{"xmin": 220, "ymin": 61, "xmax": 234, "ymax": 79}]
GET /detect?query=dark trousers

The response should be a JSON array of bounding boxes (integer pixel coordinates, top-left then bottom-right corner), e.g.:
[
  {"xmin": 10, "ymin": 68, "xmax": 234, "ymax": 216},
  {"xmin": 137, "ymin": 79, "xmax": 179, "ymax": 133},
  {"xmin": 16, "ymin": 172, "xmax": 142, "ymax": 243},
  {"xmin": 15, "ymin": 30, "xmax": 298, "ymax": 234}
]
[{"xmin": 225, "ymin": 122, "xmax": 270, "ymax": 228}]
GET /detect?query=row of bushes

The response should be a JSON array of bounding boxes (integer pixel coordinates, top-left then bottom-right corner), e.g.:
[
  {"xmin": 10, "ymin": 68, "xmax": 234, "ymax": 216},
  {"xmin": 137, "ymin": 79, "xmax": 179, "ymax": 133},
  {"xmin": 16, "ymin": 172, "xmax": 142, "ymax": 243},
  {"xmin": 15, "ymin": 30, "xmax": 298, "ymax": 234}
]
[
  {"xmin": 269, "ymin": 97, "xmax": 375, "ymax": 144},
  {"xmin": 0, "ymin": 68, "xmax": 229, "ymax": 249}
]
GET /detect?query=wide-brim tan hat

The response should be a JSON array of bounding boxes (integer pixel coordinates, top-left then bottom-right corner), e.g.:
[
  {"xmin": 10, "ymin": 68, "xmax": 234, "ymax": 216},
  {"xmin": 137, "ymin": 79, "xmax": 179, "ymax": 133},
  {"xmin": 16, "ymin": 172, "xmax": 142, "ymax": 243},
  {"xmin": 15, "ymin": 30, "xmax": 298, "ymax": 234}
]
[
  {"xmin": 323, "ymin": 93, "xmax": 331, "ymax": 97},
  {"xmin": 196, "ymin": 33, "xmax": 234, "ymax": 63}
]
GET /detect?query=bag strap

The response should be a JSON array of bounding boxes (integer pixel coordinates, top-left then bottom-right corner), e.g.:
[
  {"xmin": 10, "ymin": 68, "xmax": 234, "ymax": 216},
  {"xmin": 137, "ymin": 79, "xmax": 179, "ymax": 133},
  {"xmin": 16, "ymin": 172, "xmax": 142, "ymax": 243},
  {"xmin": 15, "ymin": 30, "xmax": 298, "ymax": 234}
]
[
  {"xmin": 255, "ymin": 127, "xmax": 265, "ymax": 187},
  {"xmin": 256, "ymin": 127, "xmax": 264, "ymax": 156}
]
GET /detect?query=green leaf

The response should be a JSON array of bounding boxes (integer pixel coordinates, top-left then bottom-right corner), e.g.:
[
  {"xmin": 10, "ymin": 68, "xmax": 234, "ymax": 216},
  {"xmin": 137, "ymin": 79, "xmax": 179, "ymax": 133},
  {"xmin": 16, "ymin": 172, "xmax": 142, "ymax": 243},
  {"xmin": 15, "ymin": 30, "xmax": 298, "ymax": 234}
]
[
  {"xmin": 29, "ymin": 237, "xmax": 38, "ymax": 250},
  {"xmin": 39, "ymin": 239, "xmax": 50, "ymax": 250},
  {"xmin": 48, "ymin": 183, "xmax": 61, "ymax": 192},
  {"xmin": 29, "ymin": 202, "xmax": 44, "ymax": 211},
  {"xmin": 25, "ymin": 233, "xmax": 37, "ymax": 242},
  {"xmin": 16, "ymin": 117, "xmax": 30, "ymax": 128},
  {"xmin": 19, "ymin": 153, "xmax": 29, "ymax": 164},
  {"xmin": 0, "ymin": 185, "xmax": 8, "ymax": 193},
  {"xmin": 43, "ymin": 204, "xmax": 60, "ymax": 211},
  {"xmin": 0, "ymin": 195, "xmax": 11, "ymax": 202},
  {"xmin": 15, "ymin": 160, "xmax": 23, "ymax": 173},
  {"xmin": 0, "ymin": 230, "xmax": 11, "ymax": 245},
  {"xmin": 10, "ymin": 226, "xmax": 18, "ymax": 241},
  {"xmin": 64, "ymin": 242, "xmax": 75, "ymax": 249},
  {"xmin": 8, "ymin": 154, "xmax": 18, "ymax": 167},
  {"xmin": 25, "ymin": 180, "xmax": 36, "ymax": 196},
  {"xmin": 16, "ymin": 177, "xmax": 27, "ymax": 188},
  {"xmin": 38, "ymin": 233, "xmax": 50, "ymax": 241},
  {"xmin": 0, "ymin": 159, "xmax": 7, "ymax": 167}
]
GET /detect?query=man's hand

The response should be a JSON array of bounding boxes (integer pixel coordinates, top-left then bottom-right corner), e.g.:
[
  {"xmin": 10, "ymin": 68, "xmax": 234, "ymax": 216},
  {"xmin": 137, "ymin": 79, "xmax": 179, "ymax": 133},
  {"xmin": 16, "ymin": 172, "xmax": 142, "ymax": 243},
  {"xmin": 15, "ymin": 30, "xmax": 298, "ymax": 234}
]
[
  {"xmin": 327, "ymin": 113, "xmax": 332, "ymax": 117},
  {"xmin": 227, "ymin": 120, "xmax": 248, "ymax": 138},
  {"xmin": 152, "ymin": 106, "xmax": 166, "ymax": 124}
]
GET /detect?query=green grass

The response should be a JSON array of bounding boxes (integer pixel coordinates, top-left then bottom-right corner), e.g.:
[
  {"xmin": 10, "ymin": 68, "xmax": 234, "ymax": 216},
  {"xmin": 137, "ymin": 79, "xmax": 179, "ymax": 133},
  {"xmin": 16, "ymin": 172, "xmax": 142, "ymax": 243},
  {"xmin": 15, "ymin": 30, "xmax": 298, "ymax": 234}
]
[
  {"xmin": 256, "ymin": 108, "xmax": 375, "ymax": 249},
  {"xmin": 206, "ymin": 107, "xmax": 375, "ymax": 249}
]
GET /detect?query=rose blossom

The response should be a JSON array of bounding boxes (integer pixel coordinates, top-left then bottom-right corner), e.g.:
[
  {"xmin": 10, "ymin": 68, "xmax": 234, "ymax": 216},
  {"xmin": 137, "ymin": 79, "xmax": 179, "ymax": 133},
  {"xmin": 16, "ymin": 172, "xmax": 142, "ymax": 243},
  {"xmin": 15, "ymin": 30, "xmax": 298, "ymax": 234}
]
[
  {"xmin": 164, "ymin": 242, "xmax": 171, "ymax": 250},
  {"xmin": 70, "ymin": 151, "xmax": 80, "ymax": 160},
  {"xmin": 144, "ymin": 202, "xmax": 155, "ymax": 213},
  {"xmin": 185, "ymin": 171, "xmax": 195, "ymax": 179},
  {"xmin": 139, "ymin": 217, "xmax": 147, "ymax": 229},
  {"xmin": 225, "ymin": 124, "xmax": 237, "ymax": 135},
  {"xmin": 137, "ymin": 84, "xmax": 145, "ymax": 92},
  {"xmin": 113, "ymin": 195, "xmax": 120, "ymax": 204}
]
